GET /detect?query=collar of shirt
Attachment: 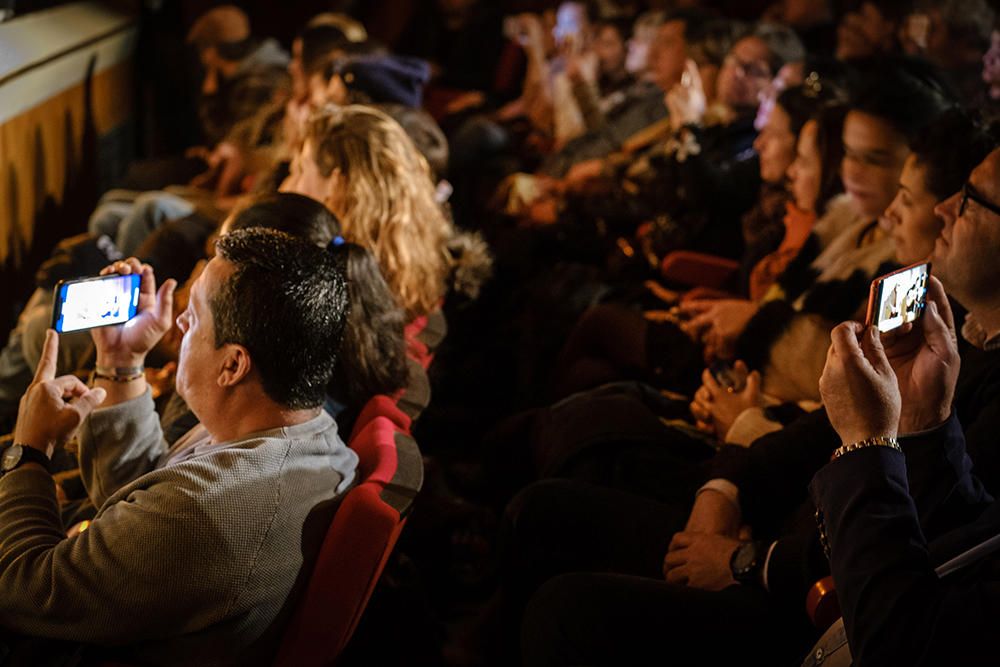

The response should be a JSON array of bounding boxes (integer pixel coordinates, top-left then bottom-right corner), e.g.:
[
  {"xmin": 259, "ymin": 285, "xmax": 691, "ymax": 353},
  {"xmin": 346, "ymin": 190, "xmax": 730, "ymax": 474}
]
[{"xmin": 962, "ymin": 313, "xmax": 1000, "ymax": 351}]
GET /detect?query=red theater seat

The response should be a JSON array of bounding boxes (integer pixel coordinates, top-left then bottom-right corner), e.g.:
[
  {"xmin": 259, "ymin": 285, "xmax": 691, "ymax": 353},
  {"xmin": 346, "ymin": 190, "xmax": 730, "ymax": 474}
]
[
  {"xmin": 350, "ymin": 393, "xmax": 413, "ymax": 442},
  {"xmin": 274, "ymin": 415, "xmax": 423, "ymax": 665},
  {"xmin": 660, "ymin": 250, "xmax": 740, "ymax": 290}
]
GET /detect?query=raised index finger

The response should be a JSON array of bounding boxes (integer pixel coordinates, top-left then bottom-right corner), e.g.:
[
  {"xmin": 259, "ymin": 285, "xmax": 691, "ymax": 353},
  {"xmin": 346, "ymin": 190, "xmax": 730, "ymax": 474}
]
[{"xmin": 33, "ymin": 329, "xmax": 59, "ymax": 383}]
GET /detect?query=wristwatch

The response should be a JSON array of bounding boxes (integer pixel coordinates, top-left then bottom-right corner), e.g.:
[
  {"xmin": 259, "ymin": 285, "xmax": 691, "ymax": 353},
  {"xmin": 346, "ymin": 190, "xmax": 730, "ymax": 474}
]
[
  {"xmin": 1, "ymin": 443, "xmax": 51, "ymax": 475},
  {"xmin": 730, "ymin": 540, "xmax": 767, "ymax": 586}
]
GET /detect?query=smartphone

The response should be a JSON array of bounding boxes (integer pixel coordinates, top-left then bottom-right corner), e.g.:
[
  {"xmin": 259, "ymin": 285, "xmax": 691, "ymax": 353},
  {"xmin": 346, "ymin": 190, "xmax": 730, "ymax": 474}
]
[
  {"xmin": 51, "ymin": 273, "xmax": 142, "ymax": 333},
  {"xmin": 709, "ymin": 360, "xmax": 745, "ymax": 392},
  {"xmin": 865, "ymin": 261, "xmax": 930, "ymax": 333}
]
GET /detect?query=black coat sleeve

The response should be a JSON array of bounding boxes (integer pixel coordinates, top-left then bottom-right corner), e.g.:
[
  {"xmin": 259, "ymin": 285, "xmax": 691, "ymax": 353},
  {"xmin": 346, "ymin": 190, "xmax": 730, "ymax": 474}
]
[
  {"xmin": 709, "ymin": 408, "xmax": 839, "ymax": 534},
  {"xmin": 809, "ymin": 416, "xmax": 1000, "ymax": 666}
]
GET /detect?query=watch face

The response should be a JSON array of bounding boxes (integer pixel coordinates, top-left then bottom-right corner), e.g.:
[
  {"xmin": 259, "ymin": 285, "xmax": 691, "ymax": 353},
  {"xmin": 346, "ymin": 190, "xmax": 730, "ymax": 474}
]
[
  {"xmin": 1, "ymin": 445, "xmax": 22, "ymax": 472},
  {"xmin": 732, "ymin": 542, "xmax": 757, "ymax": 575}
]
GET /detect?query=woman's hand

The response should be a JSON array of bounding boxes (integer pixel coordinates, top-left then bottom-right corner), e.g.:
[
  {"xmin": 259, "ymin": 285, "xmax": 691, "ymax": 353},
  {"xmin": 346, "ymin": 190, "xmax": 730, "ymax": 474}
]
[
  {"xmin": 690, "ymin": 361, "xmax": 763, "ymax": 438},
  {"xmin": 678, "ymin": 299, "xmax": 757, "ymax": 357}
]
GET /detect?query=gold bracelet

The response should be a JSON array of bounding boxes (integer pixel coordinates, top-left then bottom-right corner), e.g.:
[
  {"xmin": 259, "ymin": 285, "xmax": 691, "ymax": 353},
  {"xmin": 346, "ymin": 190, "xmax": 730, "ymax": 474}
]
[{"xmin": 831, "ymin": 436, "xmax": 900, "ymax": 461}]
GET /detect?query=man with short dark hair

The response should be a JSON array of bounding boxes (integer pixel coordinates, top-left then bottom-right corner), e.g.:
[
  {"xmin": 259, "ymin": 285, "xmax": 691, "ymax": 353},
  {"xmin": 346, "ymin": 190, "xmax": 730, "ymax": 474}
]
[
  {"xmin": 0, "ymin": 228, "xmax": 357, "ymax": 664},
  {"xmin": 810, "ymin": 147, "xmax": 1000, "ymax": 665}
]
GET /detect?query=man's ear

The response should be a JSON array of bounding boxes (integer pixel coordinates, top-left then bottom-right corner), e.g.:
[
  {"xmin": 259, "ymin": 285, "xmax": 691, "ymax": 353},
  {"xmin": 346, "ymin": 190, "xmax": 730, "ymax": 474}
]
[{"xmin": 218, "ymin": 344, "xmax": 252, "ymax": 388}]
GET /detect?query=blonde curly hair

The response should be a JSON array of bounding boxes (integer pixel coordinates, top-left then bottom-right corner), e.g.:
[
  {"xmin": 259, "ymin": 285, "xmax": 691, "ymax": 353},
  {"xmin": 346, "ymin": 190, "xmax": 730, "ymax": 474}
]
[{"xmin": 306, "ymin": 105, "xmax": 452, "ymax": 317}]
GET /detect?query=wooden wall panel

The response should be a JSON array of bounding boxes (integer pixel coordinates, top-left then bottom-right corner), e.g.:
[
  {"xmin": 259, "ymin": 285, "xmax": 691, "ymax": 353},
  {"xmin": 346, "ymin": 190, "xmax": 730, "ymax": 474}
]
[{"xmin": 0, "ymin": 60, "xmax": 133, "ymax": 268}]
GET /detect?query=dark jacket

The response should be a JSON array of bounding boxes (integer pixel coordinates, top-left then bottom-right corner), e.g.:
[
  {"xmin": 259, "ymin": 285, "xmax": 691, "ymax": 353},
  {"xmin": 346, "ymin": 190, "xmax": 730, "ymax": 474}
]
[
  {"xmin": 811, "ymin": 416, "xmax": 1000, "ymax": 666},
  {"xmin": 710, "ymin": 336, "xmax": 1000, "ymax": 611}
]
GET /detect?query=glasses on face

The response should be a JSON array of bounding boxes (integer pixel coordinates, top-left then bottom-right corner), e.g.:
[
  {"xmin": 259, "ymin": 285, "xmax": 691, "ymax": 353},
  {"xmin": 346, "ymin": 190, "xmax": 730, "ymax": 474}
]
[
  {"xmin": 959, "ymin": 182, "xmax": 1000, "ymax": 218},
  {"xmin": 724, "ymin": 54, "xmax": 771, "ymax": 80}
]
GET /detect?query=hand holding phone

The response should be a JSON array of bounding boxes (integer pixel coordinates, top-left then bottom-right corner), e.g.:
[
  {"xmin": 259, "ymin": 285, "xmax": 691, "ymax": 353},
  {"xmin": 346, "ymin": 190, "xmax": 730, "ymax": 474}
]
[
  {"xmin": 865, "ymin": 262, "xmax": 931, "ymax": 333},
  {"xmin": 878, "ymin": 275, "xmax": 960, "ymax": 434},
  {"xmin": 84, "ymin": 259, "xmax": 177, "ymax": 367}
]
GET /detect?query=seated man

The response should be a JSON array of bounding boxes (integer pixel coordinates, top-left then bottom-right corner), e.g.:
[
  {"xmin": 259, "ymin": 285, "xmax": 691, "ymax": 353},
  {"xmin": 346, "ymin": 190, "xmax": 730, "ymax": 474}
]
[
  {"xmin": 807, "ymin": 145, "xmax": 1000, "ymax": 665},
  {"xmin": 0, "ymin": 227, "xmax": 357, "ymax": 664}
]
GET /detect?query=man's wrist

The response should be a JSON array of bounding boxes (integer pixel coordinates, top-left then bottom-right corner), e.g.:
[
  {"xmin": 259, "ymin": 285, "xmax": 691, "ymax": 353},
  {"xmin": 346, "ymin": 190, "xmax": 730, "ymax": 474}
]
[
  {"xmin": 95, "ymin": 352, "xmax": 146, "ymax": 368},
  {"xmin": 13, "ymin": 439, "xmax": 54, "ymax": 459}
]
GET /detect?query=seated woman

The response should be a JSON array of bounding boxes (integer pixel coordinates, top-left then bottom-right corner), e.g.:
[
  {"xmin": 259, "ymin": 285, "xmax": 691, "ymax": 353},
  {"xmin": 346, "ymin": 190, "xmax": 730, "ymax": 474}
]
[
  {"xmin": 282, "ymin": 104, "xmax": 492, "ymax": 360},
  {"xmin": 553, "ymin": 85, "xmax": 848, "ymax": 400},
  {"xmin": 555, "ymin": 58, "xmax": 952, "ymax": 406}
]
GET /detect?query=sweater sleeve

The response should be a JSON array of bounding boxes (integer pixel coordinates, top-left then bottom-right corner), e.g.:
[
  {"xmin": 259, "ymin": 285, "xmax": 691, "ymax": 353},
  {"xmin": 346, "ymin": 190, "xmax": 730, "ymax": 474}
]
[
  {"xmin": 77, "ymin": 388, "xmax": 168, "ymax": 508},
  {"xmin": 710, "ymin": 408, "xmax": 840, "ymax": 531},
  {"xmin": 0, "ymin": 464, "xmax": 247, "ymax": 644}
]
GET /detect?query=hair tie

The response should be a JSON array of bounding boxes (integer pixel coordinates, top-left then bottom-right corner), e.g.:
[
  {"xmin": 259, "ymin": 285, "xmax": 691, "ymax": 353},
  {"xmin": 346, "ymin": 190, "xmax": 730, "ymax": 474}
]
[{"xmin": 328, "ymin": 235, "xmax": 345, "ymax": 251}]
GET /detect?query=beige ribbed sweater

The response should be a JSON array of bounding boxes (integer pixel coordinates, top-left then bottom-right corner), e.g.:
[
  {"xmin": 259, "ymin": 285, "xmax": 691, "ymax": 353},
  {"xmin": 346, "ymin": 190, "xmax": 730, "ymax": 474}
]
[{"xmin": 0, "ymin": 390, "xmax": 357, "ymax": 665}]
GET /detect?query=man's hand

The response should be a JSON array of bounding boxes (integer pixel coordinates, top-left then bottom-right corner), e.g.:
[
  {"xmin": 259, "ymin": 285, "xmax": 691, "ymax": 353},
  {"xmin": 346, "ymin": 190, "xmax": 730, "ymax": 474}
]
[
  {"xmin": 663, "ymin": 531, "xmax": 740, "ymax": 590},
  {"xmin": 690, "ymin": 362, "xmax": 763, "ymax": 438},
  {"xmin": 14, "ymin": 330, "xmax": 107, "ymax": 457},
  {"xmin": 881, "ymin": 276, "xmax": 960, "ymax": 434},
  {"xmin": 820, "ymin": 322, "xmax": 901, "ymax": 445},
  {"xmin": 90, "ymin": 259, "xmax": 176, "ymax": 368}
]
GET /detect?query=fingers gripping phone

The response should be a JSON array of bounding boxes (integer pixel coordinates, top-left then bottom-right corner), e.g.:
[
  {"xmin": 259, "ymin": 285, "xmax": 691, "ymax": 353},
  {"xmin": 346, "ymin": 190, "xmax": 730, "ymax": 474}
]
[
  {"xmin": 51, "ymin": 273, "xmax": 142, "ymax": 333},
  {"xmin": 865, "ymin": 262, "xmax": 931, "ymax": 333}
]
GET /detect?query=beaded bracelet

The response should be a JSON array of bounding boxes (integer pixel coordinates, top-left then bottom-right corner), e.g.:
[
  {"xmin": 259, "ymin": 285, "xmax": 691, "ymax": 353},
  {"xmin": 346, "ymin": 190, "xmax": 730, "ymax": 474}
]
[
  {"xmin": 831, "ymin": 436, "xmax": 900, "ymax": 461},
  {"xmin": 92, "ymin": 365, "xmax": 144, "ymax": 383}
]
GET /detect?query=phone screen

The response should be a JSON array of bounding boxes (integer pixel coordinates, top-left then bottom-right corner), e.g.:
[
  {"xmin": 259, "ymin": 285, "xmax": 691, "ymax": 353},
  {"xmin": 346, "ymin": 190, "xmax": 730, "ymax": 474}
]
[
  {"xmin": 51, "ymin": 274, "xmax": 142, "ymax": 333},
  {"xmin": 868, "ymin": 262, "xmax": 930, "ymax": 333}
]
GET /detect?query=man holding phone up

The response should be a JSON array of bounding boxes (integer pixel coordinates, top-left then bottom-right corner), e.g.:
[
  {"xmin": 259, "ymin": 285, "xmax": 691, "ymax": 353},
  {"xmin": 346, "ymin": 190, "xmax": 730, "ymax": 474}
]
[{"xmin": 0, "ymin": 228, "xmax": 357, "ymax": 664}]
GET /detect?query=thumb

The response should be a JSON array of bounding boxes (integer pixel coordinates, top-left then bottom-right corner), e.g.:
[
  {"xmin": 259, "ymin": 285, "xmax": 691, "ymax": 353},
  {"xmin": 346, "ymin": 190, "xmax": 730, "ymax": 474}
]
[
  {"xmin": 745, "ymin": 370, "xmax": 761, "ymax": 396},
  {"xmin": 923, "ymin": 300, "xmax": 958, "ymax": 356}
]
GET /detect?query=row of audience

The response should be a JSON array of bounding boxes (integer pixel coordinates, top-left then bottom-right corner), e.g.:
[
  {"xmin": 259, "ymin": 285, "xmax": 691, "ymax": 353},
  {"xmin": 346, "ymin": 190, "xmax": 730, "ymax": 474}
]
[{"xmin": 2, "ymin": 0, "xmax": 1000, "ymax": 665}]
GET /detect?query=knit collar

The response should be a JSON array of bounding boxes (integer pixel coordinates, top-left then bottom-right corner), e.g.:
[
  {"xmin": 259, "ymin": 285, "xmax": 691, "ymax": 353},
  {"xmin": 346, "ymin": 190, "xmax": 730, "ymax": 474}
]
[{"xmin": 962, "ymin": 312, "xmax": 1000, "ymax": 351}]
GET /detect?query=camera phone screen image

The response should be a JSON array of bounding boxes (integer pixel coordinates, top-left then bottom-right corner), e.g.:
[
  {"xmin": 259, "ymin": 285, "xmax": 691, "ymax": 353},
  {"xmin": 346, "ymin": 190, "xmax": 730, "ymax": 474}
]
[
  {"xmin": 875, "ymin": 264, "xmax": 929, "ymax": 333},
  {"xmin": 54, "ymin": 275, "xmax": 141, "ymax": 333}
]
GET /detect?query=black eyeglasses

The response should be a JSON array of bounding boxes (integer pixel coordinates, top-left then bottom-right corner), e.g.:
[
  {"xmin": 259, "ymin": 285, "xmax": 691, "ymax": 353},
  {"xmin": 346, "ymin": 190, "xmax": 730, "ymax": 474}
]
[{"xmin": 959, "ymin": 182, "xmax": 1000, "ymax": 218}]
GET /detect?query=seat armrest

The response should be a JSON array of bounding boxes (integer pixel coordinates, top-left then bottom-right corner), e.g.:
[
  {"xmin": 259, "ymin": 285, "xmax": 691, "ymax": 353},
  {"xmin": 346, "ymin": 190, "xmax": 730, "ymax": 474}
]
[{"xmin": 660, "ymin": 251, "xmax": 739, "ymax": 290}]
